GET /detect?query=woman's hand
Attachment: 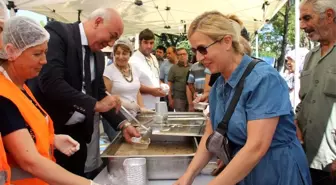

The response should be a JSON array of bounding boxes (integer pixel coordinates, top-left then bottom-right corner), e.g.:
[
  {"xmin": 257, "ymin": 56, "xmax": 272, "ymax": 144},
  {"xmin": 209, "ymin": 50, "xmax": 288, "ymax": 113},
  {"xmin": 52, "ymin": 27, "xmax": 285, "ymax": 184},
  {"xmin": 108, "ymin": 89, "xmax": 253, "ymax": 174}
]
[
  {"xmin": 90, "ymin": 180, "xmax": 102, "ymax": 185},
  {"xmin": 122, "ymin": 100, "xmax": 140, "ymax": 113},
  {"xmin": 54, "ymin": 134, "xmax": 80, "ymax": 156},
  {"xmin": 140, "ymin": 107, "xmax": 155, "ymax": 113},
  {"xmin": 193, "ymin": 94, "xmax": 208, "ymax": 103},
  {"xmin": 173, "ymin": 174, "xmax": 194, "ymax": 185}
]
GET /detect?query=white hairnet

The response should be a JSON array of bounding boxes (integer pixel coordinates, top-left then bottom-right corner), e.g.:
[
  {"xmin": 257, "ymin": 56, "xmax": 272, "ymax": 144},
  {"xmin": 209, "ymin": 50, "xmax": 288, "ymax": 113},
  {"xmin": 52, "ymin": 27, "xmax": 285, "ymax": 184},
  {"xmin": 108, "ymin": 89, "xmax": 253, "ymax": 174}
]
[
  {"xmin": 0, "ymin": 0, "xmax": 8, "ymax": 22},
  {"xmin": 0, "ymin": 16, "xmax": 50, "ymax": 60},
  {"xmin": 113, "ymin": 38, "xmax": 134, "ymax": 54}
]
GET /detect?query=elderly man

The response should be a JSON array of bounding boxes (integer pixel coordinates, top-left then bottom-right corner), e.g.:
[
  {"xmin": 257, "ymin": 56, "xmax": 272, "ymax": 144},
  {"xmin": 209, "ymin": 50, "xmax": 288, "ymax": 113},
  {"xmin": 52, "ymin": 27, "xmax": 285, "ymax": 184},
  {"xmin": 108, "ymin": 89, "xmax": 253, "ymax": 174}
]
[
  {"xmin": 28, "ymin": 8, "xmax": 140, "ymax": 178},
  {"xmin": 167, "ymin": 48, "xmax": 191, "ymax": 111},
  {"xmin": 296, "ymin": 0, "xmax": 336, "ymax": 184}
]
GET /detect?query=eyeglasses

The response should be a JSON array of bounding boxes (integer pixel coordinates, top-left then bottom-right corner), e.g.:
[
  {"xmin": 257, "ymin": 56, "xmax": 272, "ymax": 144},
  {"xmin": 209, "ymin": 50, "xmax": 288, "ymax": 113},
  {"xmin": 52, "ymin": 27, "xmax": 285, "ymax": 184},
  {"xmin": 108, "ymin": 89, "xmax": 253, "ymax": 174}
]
[{"xmin": 191, "ymin": 37, "xmax": 224, "ymax": 55}]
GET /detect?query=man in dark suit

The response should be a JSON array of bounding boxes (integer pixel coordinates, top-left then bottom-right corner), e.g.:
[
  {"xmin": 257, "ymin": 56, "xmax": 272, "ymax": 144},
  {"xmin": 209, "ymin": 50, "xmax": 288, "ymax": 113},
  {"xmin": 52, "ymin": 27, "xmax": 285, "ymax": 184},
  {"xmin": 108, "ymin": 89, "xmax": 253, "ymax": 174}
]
[{"xmin": 28, "ymin": 8, "xmax": 140, "ymax": 178}]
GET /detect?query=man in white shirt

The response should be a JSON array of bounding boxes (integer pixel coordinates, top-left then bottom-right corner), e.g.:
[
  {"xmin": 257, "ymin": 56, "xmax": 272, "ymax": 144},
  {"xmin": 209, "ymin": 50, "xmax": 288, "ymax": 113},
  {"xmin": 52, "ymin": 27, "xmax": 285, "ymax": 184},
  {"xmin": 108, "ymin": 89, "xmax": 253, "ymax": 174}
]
[{"xmin": 129, "ymin": 29, "xmax": 165, "ymax": 110}]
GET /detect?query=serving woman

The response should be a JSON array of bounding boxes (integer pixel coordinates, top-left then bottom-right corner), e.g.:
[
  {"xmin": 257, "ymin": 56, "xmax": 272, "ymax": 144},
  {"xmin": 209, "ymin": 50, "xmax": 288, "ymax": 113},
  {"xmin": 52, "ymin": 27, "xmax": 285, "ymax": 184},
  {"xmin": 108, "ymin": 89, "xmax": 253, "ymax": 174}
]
[
  {"xmin": 0, "ymin": 0, "xmax": 10, "ymax": 184},
  {"xmin": 0, "ymin": 16, "xmax": 100, "ymax": 185},
  {"xmin": 175, "ymin": 11, "xmax": 311, "ymax": 185},
  {"xmin": 103, "ymin": 38, "xmax": 147, "ymax": 116}
]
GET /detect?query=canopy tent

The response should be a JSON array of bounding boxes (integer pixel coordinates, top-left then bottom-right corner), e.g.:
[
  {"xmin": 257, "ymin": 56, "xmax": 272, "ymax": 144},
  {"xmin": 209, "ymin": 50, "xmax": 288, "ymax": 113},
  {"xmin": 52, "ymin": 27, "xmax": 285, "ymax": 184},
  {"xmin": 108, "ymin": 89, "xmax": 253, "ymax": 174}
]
[{"xmin": 9, "ymin": 0, "xmax": 287, "ymax": 36}]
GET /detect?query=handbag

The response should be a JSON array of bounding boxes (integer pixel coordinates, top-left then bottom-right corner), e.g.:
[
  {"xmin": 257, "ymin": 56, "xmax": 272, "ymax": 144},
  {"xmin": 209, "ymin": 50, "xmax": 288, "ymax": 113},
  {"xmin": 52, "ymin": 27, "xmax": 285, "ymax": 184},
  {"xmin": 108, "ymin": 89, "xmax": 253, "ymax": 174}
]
[{"xmin": 206, "ymin": 60, "xmax": 260, "ymax": 165}]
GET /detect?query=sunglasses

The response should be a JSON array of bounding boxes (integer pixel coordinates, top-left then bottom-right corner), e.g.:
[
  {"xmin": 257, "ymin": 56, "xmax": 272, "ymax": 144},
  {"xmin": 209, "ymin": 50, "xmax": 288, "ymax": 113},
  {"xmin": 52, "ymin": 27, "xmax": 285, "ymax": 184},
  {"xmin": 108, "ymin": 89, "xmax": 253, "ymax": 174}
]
[{"xmin": 191, "ymin": 37, "xmax": 224, "ymax": 55}]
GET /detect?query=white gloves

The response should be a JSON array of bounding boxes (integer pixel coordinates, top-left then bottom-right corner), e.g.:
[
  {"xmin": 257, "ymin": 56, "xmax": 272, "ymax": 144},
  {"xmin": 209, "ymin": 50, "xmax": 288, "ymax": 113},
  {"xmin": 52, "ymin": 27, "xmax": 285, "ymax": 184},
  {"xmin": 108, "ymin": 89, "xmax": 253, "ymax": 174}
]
[
  {"xmin": 90, "ymin": 180, "xmax": 101, "ymax": 185},
  {"xmin": 203, "ymin": 105, "xmax": 210, "ymax": 118},
  {"xmin": 122, "ymin": 100, "xmax": 140, "ymax": 117},
  {"xmin": 54, "ymin": 134, "xmax": 80, "ymax": 156},
  {"xmin": 140, "ymin": 107, "xmax": 155, "ymax": 113},
  {"xmin": 122, "ymin": 100, "xmax": 140, "ymax": 112},
  {"xmin": 160, "ymin": 83, "xmax": 170, "ymax": 95}
]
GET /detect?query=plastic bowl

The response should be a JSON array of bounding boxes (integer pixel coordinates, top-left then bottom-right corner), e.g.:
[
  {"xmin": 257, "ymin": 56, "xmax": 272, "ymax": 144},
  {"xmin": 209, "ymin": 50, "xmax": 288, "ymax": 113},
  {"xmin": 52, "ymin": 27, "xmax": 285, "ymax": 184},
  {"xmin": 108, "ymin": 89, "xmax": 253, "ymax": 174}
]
[
  {"xmin": 131, "ymin": 137, "xmax": 151, "ymax": 150},
  {"xmin": 201, "ymin": 162, "xmax": 217, "ymax": 175},
  {"xmin": 194, "ymin": 102, "xmax": 209, "ymax": 110}
]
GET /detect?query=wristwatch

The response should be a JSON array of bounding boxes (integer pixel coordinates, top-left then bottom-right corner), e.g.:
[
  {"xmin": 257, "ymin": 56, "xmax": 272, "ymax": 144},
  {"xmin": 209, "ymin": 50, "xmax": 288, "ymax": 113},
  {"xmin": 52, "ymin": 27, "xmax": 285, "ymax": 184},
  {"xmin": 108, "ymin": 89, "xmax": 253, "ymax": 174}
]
[{"xmin": 121, "ymin": 121, "xmax": 132, "ymax": 131}]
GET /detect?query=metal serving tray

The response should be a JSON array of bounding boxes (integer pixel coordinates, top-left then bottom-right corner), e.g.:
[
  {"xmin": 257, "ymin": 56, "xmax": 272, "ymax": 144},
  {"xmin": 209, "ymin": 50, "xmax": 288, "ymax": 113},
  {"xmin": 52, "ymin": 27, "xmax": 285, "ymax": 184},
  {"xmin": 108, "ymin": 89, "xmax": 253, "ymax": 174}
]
[{"xmin": 101, "ymin": 133, "xmax": 198, "ymax": 180}]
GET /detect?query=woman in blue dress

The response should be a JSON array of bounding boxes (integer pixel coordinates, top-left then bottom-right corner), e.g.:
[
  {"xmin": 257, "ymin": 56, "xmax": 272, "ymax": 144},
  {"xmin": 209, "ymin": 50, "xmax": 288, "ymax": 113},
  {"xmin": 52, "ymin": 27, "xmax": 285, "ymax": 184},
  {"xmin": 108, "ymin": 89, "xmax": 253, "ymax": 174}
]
[{"xmin": 174, "ymin": 11, "xmax": 312, "ymax": 185}]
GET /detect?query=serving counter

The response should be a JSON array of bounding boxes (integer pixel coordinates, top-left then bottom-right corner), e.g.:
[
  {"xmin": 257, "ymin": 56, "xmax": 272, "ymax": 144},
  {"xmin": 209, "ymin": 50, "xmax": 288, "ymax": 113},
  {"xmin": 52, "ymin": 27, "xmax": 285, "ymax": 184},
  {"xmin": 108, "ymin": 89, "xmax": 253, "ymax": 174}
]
[{"xmin": 96, "ymin": 112, "xmax": 214, "ymax": 184}]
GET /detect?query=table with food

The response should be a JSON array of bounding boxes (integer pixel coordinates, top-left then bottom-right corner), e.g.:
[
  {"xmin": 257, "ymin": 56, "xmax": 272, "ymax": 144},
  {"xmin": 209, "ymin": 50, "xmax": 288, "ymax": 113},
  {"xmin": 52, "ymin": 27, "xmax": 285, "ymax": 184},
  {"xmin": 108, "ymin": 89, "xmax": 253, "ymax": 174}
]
[{"xmin": 94, "ymin": 102, "xmax": 216, "ymax": 184}]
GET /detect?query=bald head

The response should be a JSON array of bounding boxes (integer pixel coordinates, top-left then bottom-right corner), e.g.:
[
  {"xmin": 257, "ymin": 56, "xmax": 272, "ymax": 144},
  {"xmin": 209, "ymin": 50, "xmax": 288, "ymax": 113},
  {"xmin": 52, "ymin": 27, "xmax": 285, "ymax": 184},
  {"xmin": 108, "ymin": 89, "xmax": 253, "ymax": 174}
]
[{"xmin": 84, "ymin": 8, "xmax": 124, "ymax": 51}]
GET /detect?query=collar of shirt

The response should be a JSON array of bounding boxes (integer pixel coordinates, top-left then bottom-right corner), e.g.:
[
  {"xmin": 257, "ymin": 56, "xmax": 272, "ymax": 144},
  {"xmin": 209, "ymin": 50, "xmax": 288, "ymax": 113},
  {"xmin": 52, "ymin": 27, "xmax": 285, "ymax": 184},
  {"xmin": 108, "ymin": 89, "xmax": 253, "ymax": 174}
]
[
  {"xmin": 79, "ymin": 23, "xmax": 88, "ymax": 46},
  {"xmin": 311, "ymin": 42, "xmax": 336, "ymax": 53},
  {"xmin": 216, "ymin": 54, "xmax": 253, "ymax": 89},
  {"xmin": 197, "ymin": 61, "xmax": 204, "ymax": 67},
  {"xmin": 177, "ymin": 61, "xmax": 188, "ymax": 67}
]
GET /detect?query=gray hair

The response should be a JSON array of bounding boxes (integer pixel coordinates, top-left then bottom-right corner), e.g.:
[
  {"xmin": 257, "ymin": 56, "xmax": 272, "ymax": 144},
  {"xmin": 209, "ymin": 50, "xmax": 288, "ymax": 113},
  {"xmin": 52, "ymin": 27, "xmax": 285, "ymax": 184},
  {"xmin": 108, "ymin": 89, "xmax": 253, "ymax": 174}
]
[
  {"xmin": 301, "ymin": 0, "xmax": 336, "ymax": 22},
  {"xmin": 87, "ymin": 8, "xmax": 112, "ymax": 22}
]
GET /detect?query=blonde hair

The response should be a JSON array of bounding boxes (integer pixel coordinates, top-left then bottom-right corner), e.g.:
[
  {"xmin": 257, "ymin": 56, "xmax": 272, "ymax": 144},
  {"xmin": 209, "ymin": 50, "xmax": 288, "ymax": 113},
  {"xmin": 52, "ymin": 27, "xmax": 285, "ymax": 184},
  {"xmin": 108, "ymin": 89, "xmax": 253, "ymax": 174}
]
[
  {"xmin": 228, "ymin": 14, "xmax": 243, "ymax": 26},
  {"xmin": 188, "ymin": 11, "xmax": 243, "ymax": 54},
  {"xmin": 240, "ymin": 36, "xmax": 252, "ymax": 56}
]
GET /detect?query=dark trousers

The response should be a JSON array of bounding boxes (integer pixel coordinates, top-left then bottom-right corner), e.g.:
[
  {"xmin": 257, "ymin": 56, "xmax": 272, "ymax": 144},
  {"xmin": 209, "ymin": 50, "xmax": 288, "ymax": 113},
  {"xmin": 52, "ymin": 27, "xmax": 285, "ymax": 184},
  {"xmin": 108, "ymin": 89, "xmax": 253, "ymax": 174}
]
[
  {"xmin": 174, "ymin": 98, "xmax": 187, "ymax": 112},
  {"xmin": 55, "ymin": 125, "xmax": 88, "ymax": 177},
  {"xmin": 310, "ymin": 168, "xmax": 336, "ymax": 185},
  {"xmin": 162, "ymin": 96, "xmax": 174, "ymax": 111},
  {"xmin": 102, "ymin": 118, "xmax": 117, "ymax": 142}
]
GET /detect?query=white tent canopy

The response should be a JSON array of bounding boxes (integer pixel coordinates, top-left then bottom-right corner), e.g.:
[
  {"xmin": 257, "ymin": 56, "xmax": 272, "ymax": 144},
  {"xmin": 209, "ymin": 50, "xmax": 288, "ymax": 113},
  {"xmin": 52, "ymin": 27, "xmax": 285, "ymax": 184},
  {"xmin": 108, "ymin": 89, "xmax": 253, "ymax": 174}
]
[{"xmin": 10, "ymin": 0, "xmax": 287, "ymax": 36}]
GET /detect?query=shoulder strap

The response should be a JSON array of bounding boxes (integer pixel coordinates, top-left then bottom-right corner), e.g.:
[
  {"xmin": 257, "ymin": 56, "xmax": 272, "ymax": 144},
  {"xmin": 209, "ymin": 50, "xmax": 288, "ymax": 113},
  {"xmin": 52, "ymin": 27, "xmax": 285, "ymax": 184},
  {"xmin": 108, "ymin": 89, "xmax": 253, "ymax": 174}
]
[{"xmin": 217, "ymin": 60, "xmax": 260, "ymax": 134}]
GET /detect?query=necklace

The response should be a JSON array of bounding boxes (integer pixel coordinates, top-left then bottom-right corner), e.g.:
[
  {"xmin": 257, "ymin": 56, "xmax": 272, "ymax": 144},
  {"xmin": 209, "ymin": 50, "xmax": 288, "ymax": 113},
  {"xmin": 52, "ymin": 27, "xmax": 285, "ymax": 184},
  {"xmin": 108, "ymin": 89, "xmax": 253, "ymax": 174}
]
[
  {"xmin": 115, "ymin": 63, "xmax": 133, "ymax": 83},
  {"xmin": 145, "ymin": 56, "xmax": 159, "ymax": 78}
]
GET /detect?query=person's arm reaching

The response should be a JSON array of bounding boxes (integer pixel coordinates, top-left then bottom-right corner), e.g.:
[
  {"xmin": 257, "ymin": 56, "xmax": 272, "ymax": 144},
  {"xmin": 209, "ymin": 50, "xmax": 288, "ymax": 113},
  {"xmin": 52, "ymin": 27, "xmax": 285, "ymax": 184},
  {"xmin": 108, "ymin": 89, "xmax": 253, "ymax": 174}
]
[
  {"xmin": 103, "ymin": 77, "xmax": 113, "ymax": 93},
  {"xmin": 3, "ymin": 129, "xmax": 91, "ymax": 185},
  {"xmin": 140, "ymin": 84, "xmax": 165, "ymax": 97},
  {"xmin": 186, "ymin": 85, "xmax": 194, "ymax": 112},
  {"xmin": 174, "ymin": 119, "xmax": 214, "ymax": 185}
]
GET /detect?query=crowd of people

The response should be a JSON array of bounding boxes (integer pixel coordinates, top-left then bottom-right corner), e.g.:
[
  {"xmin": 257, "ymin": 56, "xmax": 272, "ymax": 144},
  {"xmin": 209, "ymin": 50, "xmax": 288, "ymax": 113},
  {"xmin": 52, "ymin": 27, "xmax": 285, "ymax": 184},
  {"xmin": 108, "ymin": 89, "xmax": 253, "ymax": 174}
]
[{"xmin": 0, "ymin": 0, "xmax": 335, "ymax": 184}]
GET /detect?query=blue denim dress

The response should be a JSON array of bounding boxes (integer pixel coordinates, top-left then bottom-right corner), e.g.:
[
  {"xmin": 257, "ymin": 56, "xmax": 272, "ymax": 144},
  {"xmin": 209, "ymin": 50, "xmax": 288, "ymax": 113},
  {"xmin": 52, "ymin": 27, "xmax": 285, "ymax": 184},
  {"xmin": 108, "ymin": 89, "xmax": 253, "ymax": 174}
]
[{"xmin": 209, "ymin": 55, "xmax": 312, "ymax": 185}]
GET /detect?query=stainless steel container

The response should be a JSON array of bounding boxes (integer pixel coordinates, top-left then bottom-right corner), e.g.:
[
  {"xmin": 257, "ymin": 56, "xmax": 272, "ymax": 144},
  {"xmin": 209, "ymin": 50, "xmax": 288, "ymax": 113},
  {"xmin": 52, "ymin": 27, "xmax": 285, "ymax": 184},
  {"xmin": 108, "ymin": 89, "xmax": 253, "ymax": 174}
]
[
  {"xmin": 101, "ymin": 133, "xmax": 198, "ymax": 180},
  {"xmin": 131, "ymin": 112, "xmax": 206, "ymax": 136}
]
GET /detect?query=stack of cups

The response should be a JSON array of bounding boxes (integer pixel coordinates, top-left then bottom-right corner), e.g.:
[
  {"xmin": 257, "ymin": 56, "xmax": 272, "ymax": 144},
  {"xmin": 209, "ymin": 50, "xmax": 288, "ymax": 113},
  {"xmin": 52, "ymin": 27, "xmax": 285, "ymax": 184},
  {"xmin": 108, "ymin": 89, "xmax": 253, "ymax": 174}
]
[
  {"xmin": 155, "ymin": 101, "xmax": 168, "ymax": 123},
  {"xmin": 123, "ymin": 158, "xmax": 147, "ymax": 185}
]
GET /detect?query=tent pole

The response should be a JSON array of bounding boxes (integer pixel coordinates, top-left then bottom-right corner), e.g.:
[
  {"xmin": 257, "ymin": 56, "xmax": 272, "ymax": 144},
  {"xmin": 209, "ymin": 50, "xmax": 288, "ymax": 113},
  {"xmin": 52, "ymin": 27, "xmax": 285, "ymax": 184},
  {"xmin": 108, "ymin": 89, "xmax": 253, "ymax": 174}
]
[
  {"xmin": 294, "ymin": 0, "xmax": 301, "ymax": 109},
  {"xmin": 135, "ymin": 33, "xmax": 139, "ymax": 50},
  {"xmin": 255, "ymin": 30, "xmax": 259, "ymax": 58}
]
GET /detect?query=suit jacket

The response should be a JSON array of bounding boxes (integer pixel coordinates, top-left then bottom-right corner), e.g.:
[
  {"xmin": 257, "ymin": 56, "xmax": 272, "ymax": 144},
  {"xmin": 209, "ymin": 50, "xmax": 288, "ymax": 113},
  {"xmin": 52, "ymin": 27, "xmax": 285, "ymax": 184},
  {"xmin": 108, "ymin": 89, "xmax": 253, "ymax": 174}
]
[{"xmin": 27, "ymin": 21, "xmax": 126, "ymax": 143}]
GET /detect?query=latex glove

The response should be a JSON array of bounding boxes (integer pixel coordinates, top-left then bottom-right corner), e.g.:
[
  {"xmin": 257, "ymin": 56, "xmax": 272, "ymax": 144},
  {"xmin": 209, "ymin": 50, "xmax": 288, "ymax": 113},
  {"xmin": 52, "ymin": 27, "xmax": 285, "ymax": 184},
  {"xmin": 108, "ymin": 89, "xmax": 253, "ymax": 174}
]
[
  {"xmin": 140, "ymin": 107, "xmax": 155, "ymax": 113},
  {"xmin": 90, "ymin": 180, "xmax": 102, "ymax": 185},
  {"xmin": 203, "ymin": 105, "xmax": 210, "ymax": 117},
  {"xmin": 122, "ymin": 100, "xmax": 140, "ymax": 113},
  {"xmin": 193, "ymin": 93, "xmax": 209, "ymax": 103},
  {"xmin": 54, "ymin": 134, "xmax": 80, "ymax": 156},
  {"xmin": 160, "ymin": 83, "xmax": 170, "ymax": 95}
]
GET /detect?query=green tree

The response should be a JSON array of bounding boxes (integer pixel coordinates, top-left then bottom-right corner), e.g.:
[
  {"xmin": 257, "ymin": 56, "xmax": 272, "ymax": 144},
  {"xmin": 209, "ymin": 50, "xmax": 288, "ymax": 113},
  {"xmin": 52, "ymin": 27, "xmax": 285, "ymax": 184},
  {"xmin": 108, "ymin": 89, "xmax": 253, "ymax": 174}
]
[
  {"xmin": 154, "ymin": 33, "xmax": 187, "ymax": 49},
  {"xmin": 255, "ymin": 1, "xmax": 312, "ymax": 70},
  {"xmin": 40, "ymin": 20, "xmax": 46, "ymax": 27}
]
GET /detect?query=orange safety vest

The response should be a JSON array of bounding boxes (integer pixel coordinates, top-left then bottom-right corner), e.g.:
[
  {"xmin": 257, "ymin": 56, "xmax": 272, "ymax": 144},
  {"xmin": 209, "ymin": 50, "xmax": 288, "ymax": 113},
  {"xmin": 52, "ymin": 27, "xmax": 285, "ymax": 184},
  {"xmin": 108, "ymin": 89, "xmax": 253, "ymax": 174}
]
[
  {"xmin": 0, "ymin": 135, "xmax": 10, "ymax": 185},
  {"xmin": 0, "ymin": 73, "xmax": 55, "ymax": 185}
]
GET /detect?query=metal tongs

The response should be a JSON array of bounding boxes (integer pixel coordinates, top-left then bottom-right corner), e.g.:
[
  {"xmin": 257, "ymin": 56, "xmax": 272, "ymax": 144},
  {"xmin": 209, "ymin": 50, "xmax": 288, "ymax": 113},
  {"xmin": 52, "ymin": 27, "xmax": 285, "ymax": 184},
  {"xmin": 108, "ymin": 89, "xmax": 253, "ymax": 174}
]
[
  {"xmin": 105, "ymin": 91, "xmax": 152, "ymax": 141},
  {"xmin": 120, "ymin": 106, "xmax": 153, "ymax": 140}
]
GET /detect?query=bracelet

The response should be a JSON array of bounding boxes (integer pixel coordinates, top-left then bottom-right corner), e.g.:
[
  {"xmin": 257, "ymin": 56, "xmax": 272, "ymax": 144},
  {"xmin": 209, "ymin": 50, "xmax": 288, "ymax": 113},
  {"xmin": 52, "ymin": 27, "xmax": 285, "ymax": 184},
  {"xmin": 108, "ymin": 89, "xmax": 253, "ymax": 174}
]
[{"xmin": 121, "ymin": 122, "xmax": 132, "ymax": 131}]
